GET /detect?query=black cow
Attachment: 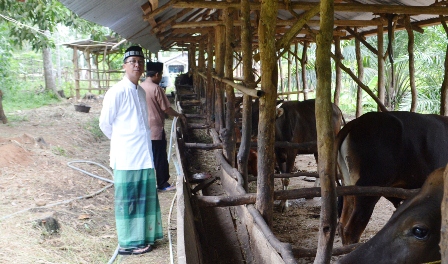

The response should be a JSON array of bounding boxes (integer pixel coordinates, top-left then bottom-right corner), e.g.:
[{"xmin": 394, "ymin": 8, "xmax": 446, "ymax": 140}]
[
  {"xmin": 253, "ymin": 99, "xmax": 345, "ymax": 211},
  {"xmin": 337, "ymin": 111, "xmax": 448, "ymax": 245},
  {"xmin": 337, "ymin": 166, "xmax": 444, "ymax": 264}
]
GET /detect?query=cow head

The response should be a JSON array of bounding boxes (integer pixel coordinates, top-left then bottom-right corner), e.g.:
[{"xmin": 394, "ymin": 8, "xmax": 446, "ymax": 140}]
[
  {"xmin": 251, "ymin": 98, "xmax": 284, "ymax": 138},
  {"xmin": 336, "ymin": 167, "xmax": 444, "ymax": 264}
]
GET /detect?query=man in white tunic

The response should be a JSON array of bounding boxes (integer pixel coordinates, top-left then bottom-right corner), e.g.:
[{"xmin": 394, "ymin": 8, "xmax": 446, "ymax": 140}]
[{"xmin": 99, "ymin": 46, "xmax": 162, "ymax": 255}]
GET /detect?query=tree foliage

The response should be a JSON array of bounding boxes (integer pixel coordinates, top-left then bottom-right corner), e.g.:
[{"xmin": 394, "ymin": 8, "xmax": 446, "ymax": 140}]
[{"xmin": 0, "ymin": 0, "xmax": 117, "ymax": 51}]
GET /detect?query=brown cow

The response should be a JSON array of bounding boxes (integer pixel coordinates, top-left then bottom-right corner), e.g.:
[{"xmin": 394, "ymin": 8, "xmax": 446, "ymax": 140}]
[
  {"xmin": 253, "ymin": 99, "xmax": 345, "ymax": 211},
  {"xmin": 337, "ymin": 111, "xmax": 448, "ymax": 245},
  {"xmin": 336, "ymin": 166, "xmax": 444, "ymax": 264}
]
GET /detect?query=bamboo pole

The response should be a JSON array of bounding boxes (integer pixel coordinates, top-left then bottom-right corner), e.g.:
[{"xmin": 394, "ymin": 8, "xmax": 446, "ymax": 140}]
[{"xmin": 314, "ymin": 0, "xmax": 337, "ymax": 262}]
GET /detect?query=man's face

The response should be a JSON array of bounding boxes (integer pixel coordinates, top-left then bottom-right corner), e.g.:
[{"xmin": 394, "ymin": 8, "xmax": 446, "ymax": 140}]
[{"xmin": 123, "ymin": 56, "xmax": 145, "ymax": 80}]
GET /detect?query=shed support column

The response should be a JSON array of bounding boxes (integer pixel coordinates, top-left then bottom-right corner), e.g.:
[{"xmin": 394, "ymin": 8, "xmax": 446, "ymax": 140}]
[
  {"xmin": 333, "ymin": 36, "xmax": 341, "ymax": 106},
  {"xmin": 314, "ymin": 0, "xmax": 337, "ymax": 263},
  {"xmin": 238, "ymin": 0, "xmax": 255, "ymax": 191},
  {"xmin": 215, "ymin": 25, "xmax": 226, "ymax": 131},
  {"xmin": 198, "ymin": 40, "xmax": 206, "ymax": 100},
  {"xmin": 377, "ymin": 21, "xmax": 386, "ymax": 111},
  {"xmin": 287, "ymin": 46, "xmax": 292, "ymax": 101},
  {"xmin": 440, "ymin": 19, "xmax": 448, "ymax": 116},
  {"xmin": 223, "ymin": 6, "xmax": 236, "ymax": 167},
  {"xmin": 73, "ymin": 47, "xmax": 80, "ymax": 100},
  {"xmin": 256, "ymin": 0, "xmax": 278, "ymax": 228},
  {"xmin": 206, "ymin": 31, "xmax": 214, "ymax": 125},
  {"xmin": 404, "ymin": 15, "xmax": 417, "ymax": 112},
  {"xmin": 302, "ymin": 42, "xmax": 309, "ymax": 100},
  {"xmin": 294, "ymin": 43, "xmax": 300, "ymax": 99},
  {"xmin": 355, "ymin": 28, "xmax": 364, "ymax": 118}
]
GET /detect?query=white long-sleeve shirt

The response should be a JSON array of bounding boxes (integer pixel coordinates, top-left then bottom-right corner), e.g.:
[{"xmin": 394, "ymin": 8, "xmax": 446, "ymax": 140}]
[{"xmin": 99, "ymin": 76, "xmax": 154, "ymax": 170}]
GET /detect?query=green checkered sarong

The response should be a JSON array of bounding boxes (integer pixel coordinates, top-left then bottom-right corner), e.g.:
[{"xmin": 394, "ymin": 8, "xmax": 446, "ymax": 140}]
[{"xmin": 114, "ymin": 168, "xmax": 163, "ymax": 247}]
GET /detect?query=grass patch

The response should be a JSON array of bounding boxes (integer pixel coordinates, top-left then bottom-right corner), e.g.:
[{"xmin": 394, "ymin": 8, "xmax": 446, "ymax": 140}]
[
  {"xmin": 3, "ymin": 88, "xmax": 60, "ymax": 112},
  {"xmin": 52, "ymin": 146, "xmax": 67, "ymax": 156}
]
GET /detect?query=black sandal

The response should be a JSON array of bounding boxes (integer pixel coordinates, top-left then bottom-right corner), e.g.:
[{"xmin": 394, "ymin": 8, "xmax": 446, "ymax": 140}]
[{"xmin": 118, "ymin": 245, "xmax": 152, "ymax": 255}]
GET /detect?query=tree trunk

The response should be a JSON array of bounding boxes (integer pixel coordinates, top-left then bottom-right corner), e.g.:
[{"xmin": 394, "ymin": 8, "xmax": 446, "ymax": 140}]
[
  {"xmin": 42, "ymin": 47, "xmax": 61, "ymax": 99},
  {"xmin": 0, "ymin": 90, "xmax": 7, "ymax": 124}
]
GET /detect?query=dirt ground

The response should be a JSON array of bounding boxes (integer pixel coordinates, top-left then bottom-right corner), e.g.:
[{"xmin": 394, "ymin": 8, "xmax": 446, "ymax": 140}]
[
  {"xmin": 0, "ymin": 99, "xmax": 178, "ymax": 264},
  {"xmin": 0, "ymin": 97, "xmax": 395, "ymax": 264}
]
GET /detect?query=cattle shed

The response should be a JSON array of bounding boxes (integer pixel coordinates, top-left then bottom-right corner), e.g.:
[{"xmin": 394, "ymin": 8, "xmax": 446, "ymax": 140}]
[{"xmin": 59, "ymin": 0, "xmax": 448, "ymax": 263}]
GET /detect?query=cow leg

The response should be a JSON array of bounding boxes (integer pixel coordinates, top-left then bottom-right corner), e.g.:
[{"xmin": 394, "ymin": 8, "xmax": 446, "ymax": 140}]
[
  {"xmin": 338, "ymin": 195, "xmax": 380, "ymax": 245},
  {"xmin": 277, "ymin": 161, "xmax": 289, "ymax": 212}
]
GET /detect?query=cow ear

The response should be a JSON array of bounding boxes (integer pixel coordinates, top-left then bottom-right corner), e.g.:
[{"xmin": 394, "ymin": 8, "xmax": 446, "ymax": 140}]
[{"xmin": 276, "ymin": 108, "xmax": 284, "ymax": 118}]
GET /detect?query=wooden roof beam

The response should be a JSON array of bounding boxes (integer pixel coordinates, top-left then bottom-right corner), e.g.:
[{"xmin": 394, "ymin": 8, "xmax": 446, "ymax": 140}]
[
  {"xmin": 143, "ymin": 0, "xmax": 176, "ymax": 19},
  {"xmin": 151, "ymin": 8, "xmax": 193, "ymax": 34},
  {"xmin": 172, "ymin": 1, "xmax": 448, "ymax": 15},
  {"xmin": 171, "ymin": 19, "xmax": 383, "ymax": 29}
]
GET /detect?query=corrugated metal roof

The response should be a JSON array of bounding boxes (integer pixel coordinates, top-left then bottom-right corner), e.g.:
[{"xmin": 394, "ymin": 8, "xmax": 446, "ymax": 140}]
[
  {"xmin": 60, "ymin": 0, "xmax": 163, "ymax": 52},
  {"xmin": 59, "ymin": 0, "xmax": 447, "ymax": 53}
]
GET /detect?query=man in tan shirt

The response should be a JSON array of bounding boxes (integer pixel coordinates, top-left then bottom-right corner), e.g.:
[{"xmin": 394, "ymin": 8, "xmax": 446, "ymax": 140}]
[{"xmin": 140, "ymin": 61, "xmax": 186, "ymax": 191}]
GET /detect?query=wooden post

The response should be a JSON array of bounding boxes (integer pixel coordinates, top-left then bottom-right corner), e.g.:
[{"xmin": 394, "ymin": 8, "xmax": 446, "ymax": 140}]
[
  {"xmin": 198, "ymin": 40, "xmax": 206, "ymax": 99},
  {"xmin": 355, "ymin": 28, "xmax": 364, "ymax": 118},
  {"xmin": 206, "ymin": 31, "xmax": 214, "ymax": 124},
  {"xmin": 215, "ymin": 24, "xmax": 226, "ymax": 131},
  {"xmin": 404, "ymin": 15, "xmax": 417, "ymax": 112},
  {"xmin": 256, "ymin": 0, "xmax": 278, "ymax": 228},
  {"xmin": 302, "ymin": 42, "xmax": 309, "ymax": 100},
  {"xmin": 84, "ymin": 49, "xmax": 92, "ymax": 93},
  {"xmin": 223, "ymin": 6, "xmax": 236, "ymax": 167},
  {"xmin": 294, "ymin": 43, "xmax": 300, "ymax": 100},
  {"xmin": 287, "ymin": 46, "xmax": 292, "ymax": 101},
  {"xmin": 238, "ymin": 0, "xmax": 255, "ymax": 192},
  {"xmin": 188, "ymin": 44, "xmax": 197, "ymax": 94},
  {"xmin": 73, "ymin": 47, "xmax": 80, "ymax": 100},
  {"xmin": 333, "ymin": 36, "xmax": 341, "ymax": 106},
  {"xmin": 440, "ymin": 19, "xmax": 448, "ymax": 116},
  {"xmin": 314, "ymin": 0, "xmax": 337, "ymax": 263},
  {"xmin": 377, "ymin": 20, "xmax": 386, "ymax": 111},
  {"xmin": 279, "ymin": 54, "xmax": 284, "ymax": 96},
  {"xmin": 0, "ymin": 90, "xmax": 7, "ymax": 124}
]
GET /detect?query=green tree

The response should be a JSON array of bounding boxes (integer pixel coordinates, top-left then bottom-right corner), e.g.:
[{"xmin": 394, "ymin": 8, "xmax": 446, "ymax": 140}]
[{"xmin": 0, "ymin": 0, "xmax": 116, "ymax": 98}]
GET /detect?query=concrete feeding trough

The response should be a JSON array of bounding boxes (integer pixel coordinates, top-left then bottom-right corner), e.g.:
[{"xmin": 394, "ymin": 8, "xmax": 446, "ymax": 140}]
[{"xmin": 74, "ymin": 104, "xmax": 91, "ymax": 113}]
